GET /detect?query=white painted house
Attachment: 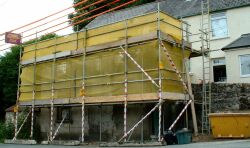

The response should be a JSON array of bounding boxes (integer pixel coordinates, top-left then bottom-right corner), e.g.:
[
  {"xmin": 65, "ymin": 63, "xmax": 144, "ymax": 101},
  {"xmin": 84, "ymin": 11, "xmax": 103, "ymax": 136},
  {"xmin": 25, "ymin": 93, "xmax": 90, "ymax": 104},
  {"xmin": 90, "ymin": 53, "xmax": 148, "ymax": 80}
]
[
  {"xmin": 222, "ymin": 33, "xmax": 250, "ymax": 83},
  {"xmin": 181, "ymin": 1, "xmax": 250, "ymax": 83}
]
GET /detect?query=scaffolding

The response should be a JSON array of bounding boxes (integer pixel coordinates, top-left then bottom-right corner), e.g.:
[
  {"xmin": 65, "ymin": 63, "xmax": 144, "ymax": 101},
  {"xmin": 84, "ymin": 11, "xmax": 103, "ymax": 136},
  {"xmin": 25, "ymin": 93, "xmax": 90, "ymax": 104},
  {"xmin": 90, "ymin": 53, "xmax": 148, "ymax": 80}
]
[
  {"xmin": 187, "ymin": 0, "xmax": 211, "ymax": 134},
  {"xmin": 14, "ymin": 5, "xmax": 199, "ymax": 143},
  {"xmin": 201, "ymin": 0, "xmax": 211, "ymax": 134}
]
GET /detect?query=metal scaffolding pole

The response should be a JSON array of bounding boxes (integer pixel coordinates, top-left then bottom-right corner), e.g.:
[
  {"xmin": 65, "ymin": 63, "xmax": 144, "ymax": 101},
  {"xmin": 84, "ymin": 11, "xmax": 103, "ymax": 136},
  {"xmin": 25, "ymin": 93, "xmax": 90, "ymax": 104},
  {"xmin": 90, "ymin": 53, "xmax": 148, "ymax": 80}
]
[
  {"xmin": 120, "ymin": 46, "xmax": 159, "ymax": 88},
  {"xmin": 13, "ymin": 109, "xmax": 32, "ymax": 140},
  {"xmin": 181, "ymin": 21, "xmax": 188, "ymax": 129},
  {"xmin": 169, "ymin": 100, "xmax": 192, "ymax": 130},
  {"xmin": 118, "ymin": 100, "xmax": 163, "ymax": 143},
  {"xmin": 30, "ymin": 32, "xmax": 38, "ymax": 139},
  {"xmin": 14, "ymin": 36, "xmax": 23, "ymax": 140},
  {"xmin": 201, "ymin": 0, "xmax": 211, "ymax": 134},
  {"xmin": 118, "ymin": 45, "xmax": 160, "ymax": 143},
  {"xmin": 157, "ymin": 2, "xmax": 163, "ymax": 141},
  {"xmin": 50, "ymin": 36, "xmax": 57, "ymax": 141},
  {"xmin": 140, "ymin": 104, "xmax": 144, "ymax": 143},
  {"xmin": 184, "ymin": 59, "xmax": 198, "ymax": 135},
  {"xmin": 159, "ymin": 40, "xmax": 197, "ymax": 132},
  {"xmin": 123, "ymin": 19, "xmax": 128, "ymax": 142},
  {"xmin": 51, "ymin": 113, "xmax": 67, "ymax": 141},
  {"xmin": 81, "ymin": 28, "xmax": 87, "ymax": 143},
  {"xmin": 99, "ymin": 105, "xmax": 102, "ymax": 143}
]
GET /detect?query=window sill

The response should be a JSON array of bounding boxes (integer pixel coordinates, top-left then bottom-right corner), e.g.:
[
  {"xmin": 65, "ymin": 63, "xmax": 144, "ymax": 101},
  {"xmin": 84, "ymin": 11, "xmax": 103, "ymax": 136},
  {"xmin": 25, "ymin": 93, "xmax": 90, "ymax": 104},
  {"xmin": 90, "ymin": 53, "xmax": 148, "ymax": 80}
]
[
  {"xmin": 240, "ymin": 75, "xmax": 250, "ymax": 78},
  {"xmin": 214, "ymin": 81, "xmax": 227, "ymax": 83},
  {"xmin": 211, "ymin": 36, "xmax": 230, "ymax": 41}
]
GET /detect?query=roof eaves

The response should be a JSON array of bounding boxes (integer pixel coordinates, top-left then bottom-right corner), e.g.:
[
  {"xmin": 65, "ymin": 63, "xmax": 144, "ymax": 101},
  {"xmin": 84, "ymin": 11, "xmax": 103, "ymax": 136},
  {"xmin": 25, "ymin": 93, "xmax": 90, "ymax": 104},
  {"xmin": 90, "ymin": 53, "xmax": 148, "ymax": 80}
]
[{"xmin": 222, "ymin": 45, "xmax": 250, "ymax": 51}]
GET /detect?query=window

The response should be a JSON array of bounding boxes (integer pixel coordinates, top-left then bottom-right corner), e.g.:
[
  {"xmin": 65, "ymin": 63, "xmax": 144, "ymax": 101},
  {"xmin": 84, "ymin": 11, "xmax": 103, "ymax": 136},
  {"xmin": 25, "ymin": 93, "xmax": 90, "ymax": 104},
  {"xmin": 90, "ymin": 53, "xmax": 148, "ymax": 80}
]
[
  {"xmin": 211, "ymin": 12, "xmax": 228, "ymax": 38},
  {"xmin": 240, "ymin": 55, "xmax": 250, "ymax": 77},
  {"xmin": 213, "ymin": 58, "xmax": 225, "ymax": 66},
  {"xmin": 213, "ymin": 58, "xmax": 227, "ymax": 82},
  {"xmin": 57, "ymin": 107, "xmax": 72, "ymax": 123}
]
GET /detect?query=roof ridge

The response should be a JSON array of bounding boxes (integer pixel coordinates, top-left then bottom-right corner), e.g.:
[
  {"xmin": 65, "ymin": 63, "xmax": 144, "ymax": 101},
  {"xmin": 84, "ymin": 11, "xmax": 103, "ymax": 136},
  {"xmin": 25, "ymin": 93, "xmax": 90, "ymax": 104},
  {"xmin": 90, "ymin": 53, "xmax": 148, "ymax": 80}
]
[
  {"xmin": 86, "ymin": 0, "xmax": 250, "ymax": 29},
  {"xmin": 105, "ymin": 1, "xmax": 159, "ymax": 15},
  {"xmin": 222, "ymin": 35, "xmax": 242, "ymax": 49},
  {"xmin": 222, "ymin": 33, "xmax": 250, "ymax": 50}
]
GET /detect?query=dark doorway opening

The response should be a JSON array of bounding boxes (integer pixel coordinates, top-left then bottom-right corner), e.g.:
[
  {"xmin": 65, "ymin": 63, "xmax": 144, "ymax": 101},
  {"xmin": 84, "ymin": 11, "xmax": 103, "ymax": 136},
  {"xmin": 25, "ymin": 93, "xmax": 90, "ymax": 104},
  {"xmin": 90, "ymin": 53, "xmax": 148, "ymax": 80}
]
[{"xmin": 213, "ymin": 65, "xmax": 226, "ymax": 82}]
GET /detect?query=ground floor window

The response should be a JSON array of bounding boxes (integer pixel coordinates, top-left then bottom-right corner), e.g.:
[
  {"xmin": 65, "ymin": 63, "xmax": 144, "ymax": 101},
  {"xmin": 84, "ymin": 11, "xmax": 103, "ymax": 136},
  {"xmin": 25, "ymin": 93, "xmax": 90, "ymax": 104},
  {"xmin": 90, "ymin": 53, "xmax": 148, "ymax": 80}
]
[
  {"xmin": 240, "ymin": 54, "xmax": 250, "ymax": 77},
  {"xmin": 213, "ymin": 58, "xmax": 227, "ymax": 82},
  {"xmin": 57, "ymin": 107, "xmax": 72, "ymax": 123}
]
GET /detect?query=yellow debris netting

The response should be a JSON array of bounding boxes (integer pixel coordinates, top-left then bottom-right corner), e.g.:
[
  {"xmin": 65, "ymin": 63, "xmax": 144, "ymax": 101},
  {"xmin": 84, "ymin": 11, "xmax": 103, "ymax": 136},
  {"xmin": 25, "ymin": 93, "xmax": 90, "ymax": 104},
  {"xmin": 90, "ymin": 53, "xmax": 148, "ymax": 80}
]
[
  {"xmin": 22, "ymin": 12, "xmax": 182, "ymax": 61},
  {"xmin": 19, "ymin": 12, "xmax": 189, "ymax": 103},
  {"xmin": 19, "ymin": 40, "xmax": 190, "ymax": 102}
]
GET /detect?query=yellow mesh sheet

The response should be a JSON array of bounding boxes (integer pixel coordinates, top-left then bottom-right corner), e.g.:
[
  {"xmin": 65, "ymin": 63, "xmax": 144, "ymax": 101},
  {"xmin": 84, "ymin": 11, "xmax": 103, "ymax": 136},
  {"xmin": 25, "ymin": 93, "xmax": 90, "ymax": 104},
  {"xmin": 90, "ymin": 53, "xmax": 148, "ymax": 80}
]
[
  {"xmin": 19, "ymin": 40, "xmax": 190, "ymax": 102},
  {"xmin": 21, "ymin": 12, "xmax": 182, "ymax": 61}
]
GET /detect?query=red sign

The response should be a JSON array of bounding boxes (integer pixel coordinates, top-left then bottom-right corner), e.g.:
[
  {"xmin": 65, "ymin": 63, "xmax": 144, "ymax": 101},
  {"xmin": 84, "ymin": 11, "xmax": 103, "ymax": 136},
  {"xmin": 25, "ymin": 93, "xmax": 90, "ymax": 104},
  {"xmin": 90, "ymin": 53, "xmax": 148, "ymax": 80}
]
[{"xmin": 5, "ymin": 32, "xmax": 22, "ymax": 45}]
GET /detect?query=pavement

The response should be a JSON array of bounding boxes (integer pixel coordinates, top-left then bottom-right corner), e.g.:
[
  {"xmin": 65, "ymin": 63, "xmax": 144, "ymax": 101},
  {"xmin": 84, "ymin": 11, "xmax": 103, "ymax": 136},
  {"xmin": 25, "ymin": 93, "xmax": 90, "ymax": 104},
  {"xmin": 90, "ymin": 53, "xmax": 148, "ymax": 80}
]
[{"xmin": 1, "ymin": 140, "xmax": 250, "ymax": 148}]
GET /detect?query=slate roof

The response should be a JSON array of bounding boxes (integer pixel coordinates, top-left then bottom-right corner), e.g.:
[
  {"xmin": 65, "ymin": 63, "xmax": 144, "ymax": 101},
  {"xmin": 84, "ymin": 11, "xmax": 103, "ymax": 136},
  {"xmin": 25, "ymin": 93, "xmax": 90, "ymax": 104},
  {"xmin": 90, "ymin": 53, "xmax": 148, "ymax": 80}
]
[
  {"xmin": 86, "ymin": 0, "xmax": 250, "ymax": 29},
  {"xmin": 222, "ymin": 33, "xmax": 250, "ymax": 50}
]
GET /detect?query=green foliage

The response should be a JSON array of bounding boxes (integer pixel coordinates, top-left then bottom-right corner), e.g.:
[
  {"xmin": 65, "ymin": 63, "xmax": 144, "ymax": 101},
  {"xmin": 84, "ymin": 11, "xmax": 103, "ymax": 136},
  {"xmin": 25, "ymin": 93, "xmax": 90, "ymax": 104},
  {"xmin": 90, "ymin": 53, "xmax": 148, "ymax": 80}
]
[
  {"xmin": 0, "ymin": 111, "xmax": 41, "ymax": 143},
  {"xmin": 16, "ymin": 111, "xmax": 41, "ymax": 141},
  {"xmin": 69, "ymin": 0, "xmax": 156, "ymax": 31},
  {"xmin": 0, "ymin": 122, "xmax": 6, "ymax": 143},
  {"xmin": 0, "ymin": 120, "xmax": 15, "ymax": 142},
  {"xmin": 0, "ymin": 33, "xmax": 58, "ymax": 120},
  {"xmin": 0, "ymin": 47, "xmax": 20, "ymax": 119}
]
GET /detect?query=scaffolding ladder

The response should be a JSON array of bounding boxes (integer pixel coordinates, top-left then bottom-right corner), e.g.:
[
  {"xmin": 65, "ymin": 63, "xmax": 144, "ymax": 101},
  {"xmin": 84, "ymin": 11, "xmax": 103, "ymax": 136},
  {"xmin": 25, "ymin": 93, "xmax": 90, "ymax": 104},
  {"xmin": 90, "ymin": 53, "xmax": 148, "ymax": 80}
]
[{"xmin": 201, "ymin": 0, "xmax": 211, "ymax": 134}]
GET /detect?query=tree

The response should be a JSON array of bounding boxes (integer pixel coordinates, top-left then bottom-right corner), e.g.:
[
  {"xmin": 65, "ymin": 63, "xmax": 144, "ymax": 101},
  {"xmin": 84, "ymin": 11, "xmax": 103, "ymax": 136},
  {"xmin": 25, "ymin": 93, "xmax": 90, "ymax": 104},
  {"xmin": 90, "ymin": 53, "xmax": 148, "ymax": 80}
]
[
  {"xmin": 69, "ymin": 0, "xmax": 156, "ymax": 32},
  {"xmin": 0, "ymin": 33, "xmax": 58, "ymax": 120}
]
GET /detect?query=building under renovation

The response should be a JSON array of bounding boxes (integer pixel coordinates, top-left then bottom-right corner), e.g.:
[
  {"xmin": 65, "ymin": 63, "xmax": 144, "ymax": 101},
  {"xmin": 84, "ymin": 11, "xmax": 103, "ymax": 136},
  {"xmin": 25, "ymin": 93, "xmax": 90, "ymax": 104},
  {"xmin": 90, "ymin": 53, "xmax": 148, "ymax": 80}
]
[{"xmin": 14, "ymin": 4, "xmax": 201, "ymax": 143}]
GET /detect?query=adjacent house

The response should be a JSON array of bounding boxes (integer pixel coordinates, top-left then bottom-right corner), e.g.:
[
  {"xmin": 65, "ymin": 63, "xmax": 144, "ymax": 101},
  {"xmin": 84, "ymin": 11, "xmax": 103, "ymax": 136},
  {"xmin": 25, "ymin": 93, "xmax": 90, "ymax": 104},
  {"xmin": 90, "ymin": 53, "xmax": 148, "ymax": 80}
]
[
  {"xmin": 178, "ymin": 0, "xmax": 250, "ymax": 83},
  {"xmin": 222, "ymin": 33, "xmax": 250, "ymax": 83}
]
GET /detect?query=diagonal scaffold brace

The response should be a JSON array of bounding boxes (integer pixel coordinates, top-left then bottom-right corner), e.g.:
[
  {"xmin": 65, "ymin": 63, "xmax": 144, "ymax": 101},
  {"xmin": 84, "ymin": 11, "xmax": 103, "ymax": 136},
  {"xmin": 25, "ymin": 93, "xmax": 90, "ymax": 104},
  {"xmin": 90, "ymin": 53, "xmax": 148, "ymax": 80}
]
[
  {"xmin": 118, "ymin": 39, "xmax": 198, "ymax": 143},
  {"xmin": 159, "ymin": 40, "xmax": 198, "ymax": 133},
  {"xmin": 50, "ymin": 113, "xmax": 68, "ymax": 141},
  {"xmin": 118, "ymin": 46, "xmax": 161, "ymax": 143},
  {"xmin": 118, "ymin": 100, "xmax": 164, "ymax": 143},
  {"xmin": 13, "ymin": 109, "xmax": 32, "ymax": 140},
  {"xmin": 120, "ymin": 46, "xmax": 159, "ymax": 88}
]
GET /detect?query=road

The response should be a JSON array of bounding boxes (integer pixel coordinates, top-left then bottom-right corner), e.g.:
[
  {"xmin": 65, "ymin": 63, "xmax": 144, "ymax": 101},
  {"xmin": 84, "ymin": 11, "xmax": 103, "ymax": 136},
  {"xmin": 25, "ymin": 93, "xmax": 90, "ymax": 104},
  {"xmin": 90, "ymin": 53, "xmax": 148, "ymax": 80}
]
[{"xmin": 1, "ymin": 140, "xmax": 250, "ymax": 148}]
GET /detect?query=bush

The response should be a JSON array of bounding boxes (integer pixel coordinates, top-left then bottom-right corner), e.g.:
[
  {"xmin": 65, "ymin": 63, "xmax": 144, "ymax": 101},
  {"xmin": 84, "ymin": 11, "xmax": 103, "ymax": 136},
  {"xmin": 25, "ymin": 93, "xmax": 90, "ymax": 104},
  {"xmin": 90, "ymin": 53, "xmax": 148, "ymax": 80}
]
[
  {"xmin": 0, "ymin": 111, "xmax": 41, "ymax": 143},
  {"xmin": 0, "ymin": 122, "xmax": 6, "ymax": 143}
]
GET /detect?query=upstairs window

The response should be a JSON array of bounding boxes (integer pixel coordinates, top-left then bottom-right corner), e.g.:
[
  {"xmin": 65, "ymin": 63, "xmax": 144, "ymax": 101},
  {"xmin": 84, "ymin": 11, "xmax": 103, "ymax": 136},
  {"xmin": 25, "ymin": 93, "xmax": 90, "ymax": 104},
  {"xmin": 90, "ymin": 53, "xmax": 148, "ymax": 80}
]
[
  {"xmin": 240, "ymin": 55, "xmax": 250, "ymax": 77},
  {"xmin": 211, "ymin": 12, "xmax": 228, "ymax": 39}
]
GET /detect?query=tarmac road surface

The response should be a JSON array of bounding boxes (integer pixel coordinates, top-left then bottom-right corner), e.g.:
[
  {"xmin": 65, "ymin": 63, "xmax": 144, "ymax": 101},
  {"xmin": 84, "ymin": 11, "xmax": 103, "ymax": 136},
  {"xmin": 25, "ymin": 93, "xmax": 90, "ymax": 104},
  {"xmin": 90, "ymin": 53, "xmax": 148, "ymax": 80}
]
[{"xmin": 1, "ymin": 140, "xmax": 250, "ymax": 148}]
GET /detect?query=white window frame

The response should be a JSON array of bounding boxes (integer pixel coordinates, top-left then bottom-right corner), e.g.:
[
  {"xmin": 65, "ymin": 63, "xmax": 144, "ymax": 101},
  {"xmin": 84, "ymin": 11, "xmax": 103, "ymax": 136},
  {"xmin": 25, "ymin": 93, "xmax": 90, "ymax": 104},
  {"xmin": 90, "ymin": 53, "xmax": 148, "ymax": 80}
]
[
  {"xmin": 211, "ymin": 12, "xmax": 229, "ymax": 39},
  {"xmin": 239, "ymin": 54, "xmax": 250, "ymax": 77},
  {"xmin": 213, "ymin": 58, "xmax": 226, "ymax": 66}
]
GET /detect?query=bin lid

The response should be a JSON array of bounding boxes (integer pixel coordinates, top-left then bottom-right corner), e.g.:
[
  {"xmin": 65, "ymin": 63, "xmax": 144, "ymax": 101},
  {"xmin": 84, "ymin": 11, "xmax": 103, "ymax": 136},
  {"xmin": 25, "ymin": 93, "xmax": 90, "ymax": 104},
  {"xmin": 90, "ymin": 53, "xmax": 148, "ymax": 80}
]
[
  {"xmin": 175, "ymin": 128, "xmax": 191, "ymax": 134},
  {"xmin": 209, "ymin": 112, "xmax": 250, "ymax": 117}
]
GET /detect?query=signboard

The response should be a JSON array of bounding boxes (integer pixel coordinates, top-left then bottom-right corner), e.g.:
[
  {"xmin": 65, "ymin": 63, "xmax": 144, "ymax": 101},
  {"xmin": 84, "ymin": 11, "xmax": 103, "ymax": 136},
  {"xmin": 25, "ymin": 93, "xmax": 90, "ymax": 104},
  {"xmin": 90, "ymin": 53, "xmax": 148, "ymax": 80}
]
[
  {"xmin": 13, "ymin": 105, "xmax": 19, "ymax": 113},
  {"xmin": 5, "ymin": 32, "xmax": 22, "ymax": 45}
]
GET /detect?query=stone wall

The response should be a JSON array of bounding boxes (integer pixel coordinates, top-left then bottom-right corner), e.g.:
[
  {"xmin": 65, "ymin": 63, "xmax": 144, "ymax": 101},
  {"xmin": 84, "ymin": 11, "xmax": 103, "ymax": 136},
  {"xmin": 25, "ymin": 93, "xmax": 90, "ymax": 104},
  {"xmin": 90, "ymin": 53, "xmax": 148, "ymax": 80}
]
[{"xmin": 192, "ymin": 83, "xmax": 250, "ymax": 112}]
